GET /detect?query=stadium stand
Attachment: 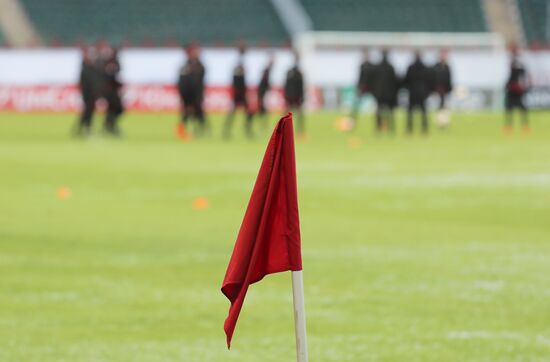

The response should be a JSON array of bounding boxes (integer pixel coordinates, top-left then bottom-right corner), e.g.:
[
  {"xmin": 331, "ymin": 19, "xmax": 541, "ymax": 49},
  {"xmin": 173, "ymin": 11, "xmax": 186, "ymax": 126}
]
[
  {"xmin": 20, "ymin": 0, "xmax": 550, "ymax": 48},
  {"xmin": 19, "ymin": 0, "xmax": 289, "ymax": 46},
  {"xmin": 518, "ymin": 0, "xmax": 549, "ymax": 45},
  {"xmin": 300, "ymin": 0, "xmax": 487, "ymax": 33}
]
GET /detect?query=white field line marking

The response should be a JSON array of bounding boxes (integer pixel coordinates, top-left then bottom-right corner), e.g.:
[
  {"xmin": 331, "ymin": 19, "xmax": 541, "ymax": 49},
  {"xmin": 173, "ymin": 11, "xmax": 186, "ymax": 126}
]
[
  {"xmin": 447, "ymin": 331, "xmax": 525, "ymax": 340},
  {"xmin": 302, "ymin": 173, "xmax": 550, "ymax": 189}
]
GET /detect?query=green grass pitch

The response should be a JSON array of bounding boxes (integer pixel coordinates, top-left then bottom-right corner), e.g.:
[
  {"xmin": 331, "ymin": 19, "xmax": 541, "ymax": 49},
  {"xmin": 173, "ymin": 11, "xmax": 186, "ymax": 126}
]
[{"xmin": 0, "ymin": 111, "xmax": 549, "ymax": 361}]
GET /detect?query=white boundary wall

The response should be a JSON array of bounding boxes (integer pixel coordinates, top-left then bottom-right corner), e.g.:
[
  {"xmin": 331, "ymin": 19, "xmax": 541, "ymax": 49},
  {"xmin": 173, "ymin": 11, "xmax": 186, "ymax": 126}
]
[
  {"xmin": 1, "ymin": 47, "xmax": 550, "ymax": 109},
  {"xmin": 0, "ymin": 48, "xmax": 296, "ymax": 86},
  {"xmin": 2, "ymin": 47, "xmax": 549, "ymax": 88}
]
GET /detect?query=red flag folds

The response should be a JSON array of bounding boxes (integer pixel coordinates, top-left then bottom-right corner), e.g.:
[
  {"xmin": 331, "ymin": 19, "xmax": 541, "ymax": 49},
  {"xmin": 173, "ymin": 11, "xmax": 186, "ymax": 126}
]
[{"xmin": 221, "ymin": 113, "xmax": 303, "ymax": 348}]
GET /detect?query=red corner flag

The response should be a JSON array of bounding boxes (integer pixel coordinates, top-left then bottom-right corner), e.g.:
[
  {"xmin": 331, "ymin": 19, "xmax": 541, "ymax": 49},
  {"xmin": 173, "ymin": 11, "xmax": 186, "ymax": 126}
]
[{"xmin": 221, "ymin": 113, "xmax": 303, "ymax": 348}]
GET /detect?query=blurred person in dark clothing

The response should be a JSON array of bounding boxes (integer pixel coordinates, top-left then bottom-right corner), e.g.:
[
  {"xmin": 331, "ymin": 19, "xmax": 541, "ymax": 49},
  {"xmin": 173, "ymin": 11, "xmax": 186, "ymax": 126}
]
[
  {"xmin": 101, "ymin": 46, "xmax": 124, "ymax": 136},
  {"xmin": 350, "ymin": 48, "xmax": 376, "ymax": 129},
  {"xmin": 504, "ymin": 50, "xmax": 530, "ymax": 133},
  {"xmin": 177, "ymin": 43, "xmax": 206, "ymax": 140},
  {"xmin": 223, "ymin": 45, "xmax": 254, "ymax": 139},
  {"xmin": 257, "ymin": 53, "xmax": 274, "ymax": 131},
  {"xmin": 284, "ymin": 51, "xmax": 305, "ymax": 138},
  {"xmin": 74, "ymin": 45, "xmax": 100, "ymax": 136},
  {"xmin": 432, "ymin": 49, "xmax": 453, "ymax": 109},
  {"xmin": 404, "ymin": 51, "xmax": 432, "ymax": 134},
  {"xmin": 432, "ymin": 49, "xmax": 453, "ymax": 129},
  {"xmin": 372, "ymin": 49, "xmax": 399, "ymax": 134}
]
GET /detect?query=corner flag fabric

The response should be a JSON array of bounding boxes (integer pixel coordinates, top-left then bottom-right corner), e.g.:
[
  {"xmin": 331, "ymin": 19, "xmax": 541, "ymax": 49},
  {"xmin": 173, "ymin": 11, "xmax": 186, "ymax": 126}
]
[{"xmin": 221, "ymin": 113, "xmax": 303, "ymax": 348}]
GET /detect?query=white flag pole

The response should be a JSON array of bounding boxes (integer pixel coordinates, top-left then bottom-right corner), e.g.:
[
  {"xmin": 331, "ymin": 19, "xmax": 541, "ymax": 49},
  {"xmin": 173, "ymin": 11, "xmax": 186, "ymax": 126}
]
[{"xmin": 291, "ymin": 270, "xmax": 308, "ymax": 362}]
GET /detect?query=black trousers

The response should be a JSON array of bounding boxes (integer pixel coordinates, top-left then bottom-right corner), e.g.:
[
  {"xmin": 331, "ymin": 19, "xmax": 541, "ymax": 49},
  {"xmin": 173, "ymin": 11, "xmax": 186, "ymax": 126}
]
[
  {"xmin": 286, "ymin": 99, "xmax": 304, "ymax": 134},
  {"xmin": 104, "ymin": 91, "xmax": 124, "ymax": 131},
  {"xmin": 437, "ymin": 91, "xmax": 447, "ymax": 110},
  {"xmin": 79, "ymin": 92, "xmax": 96, "ymax": 130},
  {"xmin": 181, "ymin": 95, "xmax": 205, "ymax": 127},
  {"xmin": 375, "ymin": 102, "xmax": 395, "ymax": 133},
  {"xmin": 505, "ymin": 93, "xmax": 528, "ymax": 126},
  {"xmin": 258, "ymin": 90, "xmax": 268, "ymax": 116},
  {"xmin": 224, "ymin": 97, "xmax": 254, "ymax": 137},
  {"xmin": 257, "ymin": 91, "xmax": 270, "ymax": 130},
  {"xmin": 407, "ymin": 102, "xmax": 428, "ymax": 134}
]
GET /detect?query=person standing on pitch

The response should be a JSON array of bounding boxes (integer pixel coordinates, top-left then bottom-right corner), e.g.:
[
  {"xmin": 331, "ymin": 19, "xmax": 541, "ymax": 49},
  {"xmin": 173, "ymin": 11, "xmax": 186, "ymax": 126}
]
[
  {"xmin": 177, "ymin": 43, "xmax": 206, "ymax": 140},
  {"xmin": 504, "ymin": 49, "xmax": 530, "ymax": 134},
  {"xmin": 74, "ymin": 45, "xmax": 100, "ymax": 137},
  {"xmin": 224, "ymin": 45, "xmax": 254, "ymax": 139},
  {"xmin": 284, "ymin": 51, "xmax": 305, "ymax": 138},
  {"xmin": 101, "ymin": 46, "xmax": 124, "ymax": 137},
  {"xmin": 404, "ymin": 51, "xmax": 432, "ymax": 134},
  {"xmin": 432, "ymin": 49, "xmax": 453, "ymax": 129},
  {"xmin": 372, "ymin": 49, "xmax": 398, "ymax": 134},
  {"xmin": 350, "ymin": 48, "xmax": 376, "ymax": 129},
  {"xmin": 257, "ymin": 53, "xmax": 274, "ymax": 131}
]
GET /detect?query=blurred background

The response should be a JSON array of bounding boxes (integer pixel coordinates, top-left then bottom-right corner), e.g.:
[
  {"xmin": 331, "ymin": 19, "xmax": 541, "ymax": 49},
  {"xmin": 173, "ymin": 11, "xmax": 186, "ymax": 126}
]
[
  {"xmin": 0, "ymin": 0, "xmax": 549, "ymax": 112},
  {"xmin": 1, "ymin": 1, "xmax": 549, "ymax": 361}
]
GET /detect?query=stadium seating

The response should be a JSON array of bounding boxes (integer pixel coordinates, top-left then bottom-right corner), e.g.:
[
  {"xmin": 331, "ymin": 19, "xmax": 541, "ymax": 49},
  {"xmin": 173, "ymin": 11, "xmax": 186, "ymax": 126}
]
[
  {"xmin": 19, "ymin": 0, "xmax": 289, "ymax": 46},
  {"xmin": 300, "ymin": 0, "xmax": 487, "ymax": 32},
  {"xmin": 10, "ymin": 0, "xmax": 550, "ymax": 48},
  {"xmin": 518, "ymin": 0, "xmax": 549, "ymax": 45},
  {"xmin": 16, "ymin": 0, "xmax": 507, "ymax": 47}
]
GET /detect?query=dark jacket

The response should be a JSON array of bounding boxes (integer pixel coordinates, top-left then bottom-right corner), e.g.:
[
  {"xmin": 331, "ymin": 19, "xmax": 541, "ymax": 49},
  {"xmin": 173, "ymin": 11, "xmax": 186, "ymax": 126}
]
[
  {"xmin": 372, "ymin": 59, "xmax": 398, "ymax": 106},
  {"xmin": 404, "ymin": 59, "xmax": 432, "ymax": 104},
  {"xmin": 178, "ymin": 58, "xmax": 205, "ymax": 100},
  {"xmin": 79, "ymin": 60, "xmax": 100, "ymax": 99},
  {"xmin": 258, "ymin": 65, "xmax": 271, "ymax": 97},
  {"xmin": 357, "ymin": 60, "xmax": 376, "ymax": 93},
  {"xmin": 284, "ymin": 66, "xmax": 304, "ymax": 104},
  {"xmin": 232, "ymin": 63, "xmax": 246, "ymax": 99},
  {"xmin": 103, "ymin": 57, "xmax": 122, "ymax": 94},
  {"xmin": 432, "ymin": 61, "xmax": 452, "ymax": 94},
  {"xmin": 506, "ymin": 60, "xmax": 528, "ymax": 95}
]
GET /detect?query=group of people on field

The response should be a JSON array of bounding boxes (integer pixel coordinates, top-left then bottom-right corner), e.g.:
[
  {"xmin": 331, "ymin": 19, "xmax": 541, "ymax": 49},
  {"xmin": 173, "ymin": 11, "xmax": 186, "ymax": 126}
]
[
  {"xmin": 176, "ymin": 44, "xmax": 305, "ymax": 141},
  {"xmin": 350, "ymin": 48, "xmax": 530, "ymax": 134},
  {"xmin": 75, "ymin": 43, "xmax": 305, "ymax": 140},
  {"xmin": 76, "ymin": 44, "xmax": 530, "ymax": 138},
  {"xmin": 350, "ymin": 48, "xmax": 453, "ymax": 134},
  {"xmin": 75, "ymin": 44, "xmax": 124, "ymax": 137}
]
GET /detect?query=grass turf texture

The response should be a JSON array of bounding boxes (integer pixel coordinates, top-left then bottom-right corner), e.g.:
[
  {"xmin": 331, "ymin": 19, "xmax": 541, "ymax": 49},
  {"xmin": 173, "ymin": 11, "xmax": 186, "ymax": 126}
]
[{"xmin": 0, "ymin": 111, "xmax": 549, "ymax": 361}]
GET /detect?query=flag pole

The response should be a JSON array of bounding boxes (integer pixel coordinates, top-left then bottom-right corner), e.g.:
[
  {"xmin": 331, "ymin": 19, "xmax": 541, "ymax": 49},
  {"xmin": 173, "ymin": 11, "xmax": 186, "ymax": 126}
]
[{"xmin": 291, "ymin": 270, "xmax": 308, "ymax": 362}]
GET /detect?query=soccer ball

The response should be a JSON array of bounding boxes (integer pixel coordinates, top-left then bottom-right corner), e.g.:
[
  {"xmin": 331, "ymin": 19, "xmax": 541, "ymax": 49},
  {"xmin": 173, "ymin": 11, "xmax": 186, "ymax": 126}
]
[
  {"xmin": 335, "ymin": 117, "xmax": 355, "ymax": 132},
  {"xmin": 435, "ymin": 110, "xmax": 451, "ymax": 129}
]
